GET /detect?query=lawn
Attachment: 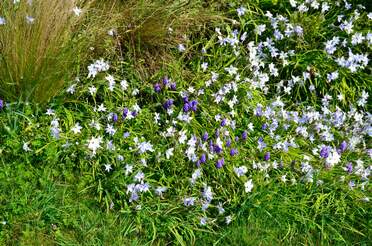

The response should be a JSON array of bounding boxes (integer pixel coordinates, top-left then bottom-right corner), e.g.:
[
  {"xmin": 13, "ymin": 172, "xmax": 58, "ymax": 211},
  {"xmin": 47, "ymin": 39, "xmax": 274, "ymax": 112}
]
[{"xmin": 0, "ymin": 0, "xmax": 371, "ymax": 245}]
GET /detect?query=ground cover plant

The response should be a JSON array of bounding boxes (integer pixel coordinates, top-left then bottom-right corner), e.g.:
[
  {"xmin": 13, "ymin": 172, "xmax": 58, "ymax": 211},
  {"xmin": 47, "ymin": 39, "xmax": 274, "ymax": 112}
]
[{"xmin": 0, "ymin": 0, "xmax": 371, "ymax": 245}]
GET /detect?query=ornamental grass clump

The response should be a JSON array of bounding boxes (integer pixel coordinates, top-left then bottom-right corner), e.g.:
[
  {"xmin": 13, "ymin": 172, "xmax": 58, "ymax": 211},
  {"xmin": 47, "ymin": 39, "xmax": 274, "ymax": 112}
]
[{"xmin": 0, "ymin": 0, "xmax": 100, "ymax": 103}]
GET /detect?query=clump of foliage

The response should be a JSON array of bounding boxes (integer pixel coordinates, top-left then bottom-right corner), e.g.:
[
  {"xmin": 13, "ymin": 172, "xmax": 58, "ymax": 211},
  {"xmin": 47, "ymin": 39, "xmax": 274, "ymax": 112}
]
[{"xmin": 0, "ymin": 0, "xmax": 371, "ymax": 245}]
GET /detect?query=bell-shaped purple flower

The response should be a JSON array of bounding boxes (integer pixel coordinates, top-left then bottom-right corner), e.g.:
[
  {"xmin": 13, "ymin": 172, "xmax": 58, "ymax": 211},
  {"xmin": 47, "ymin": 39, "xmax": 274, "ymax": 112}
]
[
  {"xmin": 163, "ymin": 99, "xmax": 174, "ymax": 110},
  {"xmin": 154, "ymin": 83, "xmax": 161, "ymax": 93},
  {"xmin": 264, "ymin": 152, "xmax": 270, "ymax": 161},
  {"xmin": 190, "ymin": 100, "xmax": 198, "ymax": 112},
  {"xmin": 112, "ymin": 113, "xmax": 118, "ymax": 122},
  {"xmin": 162, "ymin": 76, "xmax": 169, "ymax": 86},
  {"xmin": 339, "ymin": 141, "xmax": 347, "ymax": 153},
  {"xmin": 230, "ymin": 148, "xmax": 238, "ymax": 156},
  {"xmin": 216, "ymin": 158, "xmax": 224, "ymax": 169},
  {"xmin": 122, "ymin": 107, "xmax": 129, "ymax": 119},
  {"xmin": 221, "ymin": 118, "xmax": 227, "ymax": 127},
  {"xmin": 226, "ymin": 139, "xmax": 231, "ymax": 147},
  {"xmin": 262, "ymin": 123, "xmax": 268, "ymax": 130},
  {"xmin": 0, "ymin": 99, "xmax": 3, "ymax": 110},
  {"xmin": 213, "ymin": 144, "xmax": 222, "ymax": 154},
  {"xmin": 183, "ymin": 103, "xmax": 190, "ymax": 112},
  {"xmin": 200, "ymin": 153, "xmax": 207, "ymax": 163},
  {"xmin": 170, "ymin": 83, "xmax": 177, "ymax": 90},
  {"xmin": 242, "ymin": 131, "xmax": 247, "ymax": 140},
  {"xmin": 202, "ymin": 132, "xmax": 208, "ymax": 142},
  {"xmin": 320, "ymin": 146, "xmax": 330, "ymax": 159},
  {"xmin": 346, "ymin": 162, "xmax": 353, "ymax": 174}
]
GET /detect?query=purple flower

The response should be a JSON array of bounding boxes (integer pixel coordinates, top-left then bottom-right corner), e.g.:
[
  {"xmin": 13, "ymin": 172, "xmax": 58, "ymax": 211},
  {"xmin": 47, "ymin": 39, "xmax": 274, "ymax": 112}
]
[
  {"xmin": 242, "ymin": 131, "xmax": 247, "ymax": 140},
  {"xmin": 216, "ymin": 158, "xmax": 224, "ymax": 169},
  {"xmin": 235, "ymin": 136, "xmax": 239, "ymax": 142},
  {"xmin": 264, "ymin": 152, "xmax": 270, "ymax": 161},
  {"xmin": 163, "ymin": 99, "xmax": 174, "ymax": 110},
  {"xmin": 339, "ymin": 141, "xmax": 347, "ymax": 153},
  {"xmin": 112, "ymin": 113, "xmax": 118, "ymax": 122},
  {"xmin": 202, "ymin": 132, "xmax": 208, "ymax": 142},
  {"xmin": 221, "ymin": 118, "xmax": 227, "ymax": 127},
  {"xmin": 162, "ymin": 76, "xmax": 169, "ymax": 86},
  {"xmin": 226, "ymin": 139, "xmax": 231, "ymax": 147},
  {"xmin": 213, "ymin": 144, "xmax": 222, "ymax": 154},
  {"xmin": 262, "ymin": 123, "xmax": 268, "ymax": 130},
  {"xmin": 154, "ymin": 83, "xmax": 161, "ymax": 93},
  {"xmin": 183, "ymin": 96, "xmax": 189, "ymax": 103},
  {"xmin": 183, "ymin": 103, "xmax": 190, "ymax": 112},
  {"xmin": 170, "ymin": 83, "xmax": 177, "ymax": 90},
  {"xmin": 346, "ymin": 162, "xmax": 353, "ymax": 174},
  {"xmin": 0, "ymin": 99, "xmax": 3, "ymax": 110},
  {"xmin": 320, "ymin": 146, "xmax": 331, "ymax": 159},
  {"xmin": 131, "ymin": 111, "xmax": 138, "ymax": 117},
  {"xmin": 255, "ymin": 105, "xmax": 263, "ymax": 117},
  {"xmin": 230, "ymin": 148, "xmax": 238, "ymax": 156},
  {"xmin": 215, "ymin": 129, "xmax": 220, "ymax": 138},
  {"xmin": 200, "ymin": 153, "xmax": 207, "ymax": 163},
  {"xmin": 196, "ymin": 160, "xmax": 201, "ymax": 167},
  {"xmin": 122, "ymin": 108, "xmax": 128, "ymax": 119},
  {"xmin": 123, "ymin": 132, "xmax": 130, "ymax": 138},
  {"xmin": 190, "ymin": 100, "xmax": 198, "ymax": 111}
]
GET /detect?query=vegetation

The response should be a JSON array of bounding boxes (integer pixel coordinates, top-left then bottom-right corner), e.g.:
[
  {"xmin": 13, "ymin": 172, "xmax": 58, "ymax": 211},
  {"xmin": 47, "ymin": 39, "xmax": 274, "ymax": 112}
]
[{"xmin": 0, "ymin": 0, "xmax": 371, "ymax": 245}]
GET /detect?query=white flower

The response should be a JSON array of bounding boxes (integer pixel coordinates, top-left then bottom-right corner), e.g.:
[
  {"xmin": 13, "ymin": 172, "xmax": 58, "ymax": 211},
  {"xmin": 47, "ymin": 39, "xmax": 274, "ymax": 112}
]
[
  {"xmin": 72, "ymin": 7, "xmax": 82, "ymax": 16},
  {"xmin": 23, "ymin": 142, "xmax": 31, "ymax": 152},
  {"xmin": 0, "ymin": 17, "xmax": 6, "ymax": 25},
  {"xmin": 325, "ymin": 150, "xmax": 341, "ymax": 167},
  {"xmin": 165, "ymin": 148, "xmax": 174, "ymax": 159},
  {"xmin": 178, "ymin": 44, "xmax": 186, "ymax": 52},
  {"xmin": 71, "ymin": 122, "xmax": 82, "ymax": 134},
  {"xmin": 120, "ymin": 80, "xmax": 128, "ymax": 90},
  {"xmin": 88, "ymin": 136, "xmax": 102, "ymax": 155},
  {"xmin": 138, "ymin": 141, "xmax": 154, "ymax": 154},
  {"xmin": 105, "ymin": 124, "xmax": 116, "ymax": 136},
  {"xmin": 66, "ymin": 84, "xmax": 76, "ymax": 94},
  {"xmin": 104, "ymin": 164, "xmax": 112, "ymax": 172},
  {"xmin": 88, "ymin": 86, "xmax": 97, "ymax": 95},
  {"xmin": 134, "ymin": 171, "xmax": 145, "ymax": 182},
  {"xmin": 244, "ymin": 179, "xmax": 254, "ymax": 193},
  {"xmin": 237, "ymin": 6, "xmax": 246, "ymax": 16},
  {"xmin": 105, "ymin": 75, "xmax": 115, "ymax": 91},
  {"xmin": 234, "ymin": 166, "xmax": 248, "ymax": 177},
  {"xmin": 97, "ymin": 103, "xmax": 106, "ymax": 112},
  {"xmin": 26, "ymin": 16, "xmax": 35, "ymax": 24},
  {"xmin": 124, "ymin": 164, "xmax": 133, "ymax": 176},
  {"xmin": 45, "ymin": 108, "xmax": 55, "ymax": 116}
]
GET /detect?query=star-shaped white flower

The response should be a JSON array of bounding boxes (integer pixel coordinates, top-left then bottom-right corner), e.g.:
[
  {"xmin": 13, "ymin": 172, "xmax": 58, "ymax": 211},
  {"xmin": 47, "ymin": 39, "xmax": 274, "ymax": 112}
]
[
  {"xmin": 71, "ymin": 123, "xmax": 82, "ymax": 134},
  {"xmin": 72, "ymin": 7, "xmax": 82, "ymax": 16},
  {"xmin": 244, "ymin": 179, "xmax": 254, "ymax": 193},
  {"xmin": 104, "ymin": 164, "xmax": 112, "ymax": 172}
]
